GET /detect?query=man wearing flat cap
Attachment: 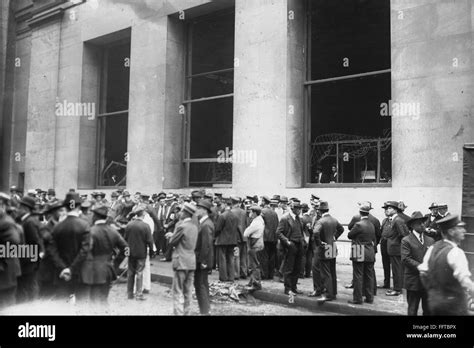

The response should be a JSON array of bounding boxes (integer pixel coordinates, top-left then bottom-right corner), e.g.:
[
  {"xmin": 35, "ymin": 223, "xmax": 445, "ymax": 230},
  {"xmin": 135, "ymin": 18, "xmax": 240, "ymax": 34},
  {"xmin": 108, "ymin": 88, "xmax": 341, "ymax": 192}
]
[
  {"xmin": 401, "ymin": 212, "xmax": 434, "ymax": 315},
  {"xmin": 276, "ymin": 199, "xmax": 305, "ymax": 295},
  {"xmin": 166, "ymin": 203, "xmax": 198, "ymax": 315},
  {"xmin": 260, "ymin": 196, "xmax": 279, "ymax": 280},
  {"xmin": 244, "ymin": 205, "xmax": 265, "ymax": 290},
  {"xmin": 418, "ymin": 215, "xmax": 474, "ymax": 315},
  {"xmin": 81, "ymin": 206, "xmax": 128, "ymax": 305},
  {"xmin": 312, "ymin": 201, "xmax": 344, "ymax": 302},
  {"xmin": 15, "ymin": 196, "xmax": 42, "ymax": 303},
  {"xmin": 194, "ymin": 200, "xmax": 214, "ymax": 315},
  {"xmin": 50, "ymin": 192, "xmax": 91, "ymax": 301},
  {"xmin": 231, "ymin": 196, "xmax": 249, "ymax": 279}
]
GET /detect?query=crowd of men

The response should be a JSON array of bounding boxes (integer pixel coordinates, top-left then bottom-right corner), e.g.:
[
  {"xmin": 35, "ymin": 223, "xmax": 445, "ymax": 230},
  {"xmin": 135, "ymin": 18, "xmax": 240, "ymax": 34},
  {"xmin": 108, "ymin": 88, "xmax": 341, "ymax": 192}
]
[{"xmin": 0, "ymin": 185, "xmax": 472, "ymax": 316}]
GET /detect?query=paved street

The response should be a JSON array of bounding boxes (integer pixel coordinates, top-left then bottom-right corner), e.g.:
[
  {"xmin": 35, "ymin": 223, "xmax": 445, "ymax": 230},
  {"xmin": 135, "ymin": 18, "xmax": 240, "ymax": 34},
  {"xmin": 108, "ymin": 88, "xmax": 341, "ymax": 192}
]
[{"xmin": 0, "ymin": 281, "xmax": 333, "ymax": 316}]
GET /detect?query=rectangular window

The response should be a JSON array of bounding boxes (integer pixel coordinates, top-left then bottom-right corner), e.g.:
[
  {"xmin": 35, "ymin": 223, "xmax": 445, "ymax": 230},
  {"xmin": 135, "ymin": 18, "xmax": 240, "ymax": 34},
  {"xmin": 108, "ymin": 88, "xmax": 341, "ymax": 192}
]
[
  {"xmin": 183, "ymin": 10, "xmax": 235, "ymax": 187},
  {"xmin": 306, "ymin": 0, "xmax": 391, "ymax": 185},
  {"xmin": 97, "ymin": 39, "xmax": 130, "ymax": 187}
]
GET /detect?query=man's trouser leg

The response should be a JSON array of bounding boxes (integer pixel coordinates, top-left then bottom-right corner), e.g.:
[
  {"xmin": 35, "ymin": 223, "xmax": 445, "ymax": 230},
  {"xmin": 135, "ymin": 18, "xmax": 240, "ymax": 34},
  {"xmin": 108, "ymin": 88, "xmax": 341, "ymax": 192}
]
[
  {"xmin": 172, "ymin": 270, "xmax": 186, "ymax": 315},
  {"xmin": 127, "ymin": 257, "xmax": 137, "ymax": 297},
  {"xmin": 291, "ymin": 242, "xmax": 303, "ymax": 291},
  {"xmin": 217, "ymin": 246, "xmax": 228, "ymax": 281},
  {"xmin": 16, "ymin": 271, "xmax": 39, "ymax": 303},
  {"xmin": 321, "ymin": 259, "xmax": 335, "ymax": 298},
  {"xmin": 257, "ymin": 248, "xmax": 268, "ymax": 279},
  {"xmin": 407, "ymin": 290, "xmax": 422, "ymax": 316},
  {"xmin": 352, "ymin": 261, "xmax": 364, "ymax": 302},
  {"xmin": 380, "ymin": 239, "xmax": 391, "ymax": 288},
  {"xmin": 233, "ymin": 245, "xmax": 240, "ymax": 279},
  {"xmin": 183, "ymin": 270, "xmax": 194, "ymax": 316},
  {"xmin": 194, "ymin": 267, "xmax": 210, "ymax": 315},
  {"xmin": 305, "ymin": 246, "xmax": 313, "ymax": 277},
  {"xmin": 226, "ymin": 246, "xmax": 235, "ymax": 281},
  {"xmin": 390, "ymin": 255, "xmax": 402, "ymax": 292},
  {"xmin": 267, "ymin": 242, "xmax": 277, "ymax": 279},
  {"xmin": 312, "ymin": 250, "xmax": 322, "ymax": 294},
  {"xmin": 239, "ymin": 242, "xmax": 248, "ymax": 278},
  {"xmin": 282, "ymin": 242, "xmax": 297, "ymax": 293},
  {"xmin": 248, "ymin": 248, "xmax": 261, "ymax": 287},
  {"xmin": 363, "ymin": 262, "xmax": 375, "ymax": 302}
]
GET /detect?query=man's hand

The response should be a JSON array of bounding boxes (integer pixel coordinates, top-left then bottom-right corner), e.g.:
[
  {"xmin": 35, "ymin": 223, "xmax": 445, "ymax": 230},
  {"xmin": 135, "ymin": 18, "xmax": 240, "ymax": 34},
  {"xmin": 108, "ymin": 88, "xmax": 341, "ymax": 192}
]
[
  {"xmin": 201, "ymin": 263, "xmax": 207, "ymax": 269},
  {"xmin": 165, "ymin": 232, "xmax": 173, "ymax": 239},
  {"xmin": 59, "ymin": 268, "xmax": 72, "ymax": 282}
]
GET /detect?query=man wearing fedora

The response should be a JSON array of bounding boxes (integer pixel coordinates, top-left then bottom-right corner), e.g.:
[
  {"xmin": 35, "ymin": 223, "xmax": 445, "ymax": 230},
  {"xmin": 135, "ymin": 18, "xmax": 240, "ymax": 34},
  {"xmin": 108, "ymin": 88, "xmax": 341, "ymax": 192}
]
[
  {"xmin": 424, "ymin": 203, "xmax": 441, "ymax": 241},
  {"xmin": 161, "ymin": 194, "xmax": 179, "ymax": 262},
  {"xmin": 215, "ymin": 199, "xmax": 239, "ymax": 282},
  {"xmin": 381, "ymin": 201, "xmax": 409, "ymax": 296},
  {"xmin": 81, "ymin": 206, "xmax": 128, "ymax": 305},
  {"xmin": 194, "ymin": 199, "xmax": 214, "ymax": 315},
  {"xmin": 276, "ymin": 199, "xmax": 305, "ymax": 295},
  {"xmin": 418, "ymin": 215, "xmax": 474, "ymax": 315},
  {"xmin": 166, "ymin": 203, "xmax": 198, "ymax": 315},
  {"xmin": 50, "ymin": 192, "xmax": 91, "ymax": 301},
  {"xmin": 346, "ymin": 202, "xmax": 381, "ymax": 292},
  {"xmin": 401, "ymin": 211, "xmax": 434, "ymax": 316},
  {"xmin": 312, "ymin": 201, "xmax": 344, "ymax": 302},
  {"xmin": 347, "ymin": 203, "xmax": 377, "ymax": 304},
  {"xmin": 244, "ymin": 205, "xmax": 265, "ymax": 291},
  {"xmin": 124, "ymin": 205, "xmax": 154, "ymax": 301},
  {"xmin": 38, "ymin": 200, "xmax": 67, "ymax": 298},
  {"xmin": 16, "ymin": 196, "xmax": 42, "ymax": 303}
]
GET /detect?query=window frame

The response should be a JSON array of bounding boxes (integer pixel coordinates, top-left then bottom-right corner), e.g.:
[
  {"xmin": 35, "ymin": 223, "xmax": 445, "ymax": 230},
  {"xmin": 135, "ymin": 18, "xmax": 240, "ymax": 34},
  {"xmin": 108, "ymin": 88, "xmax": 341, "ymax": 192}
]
[
  {"xmin": 304, "ymin": 0, "xmax": 392, "ymax": 188},
  {"xmin": 95, "ymin": 39, "xmax": 130, "ymax": 189},
  {"xmin": 182, "ymin": 9, "xmax": 235, "ymax": 188}
]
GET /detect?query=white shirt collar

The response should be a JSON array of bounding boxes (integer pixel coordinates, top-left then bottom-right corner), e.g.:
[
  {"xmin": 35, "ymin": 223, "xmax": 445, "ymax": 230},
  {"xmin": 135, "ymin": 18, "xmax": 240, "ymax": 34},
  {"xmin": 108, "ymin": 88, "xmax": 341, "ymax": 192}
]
[
  {"xmin": 182, "ymin": 217, "xmax": 192, "ymax": 223},
  {"xmin": 289, "ymin": 210, "xmax": 296, "ymax": 220},
  {"xmin": 199, "ymin": 215, "xmax": 209, "ymax": 224},
  {"xmin": 68, "ymin": 211, "xmax": 81, "ymax": 217},
  {"xmin": 322, "ymin": 212, "xmax": 330, "ymax": 217},
  {"xmin": 94, "ymin": 219, "xmax": 107, "ymax": 225}
]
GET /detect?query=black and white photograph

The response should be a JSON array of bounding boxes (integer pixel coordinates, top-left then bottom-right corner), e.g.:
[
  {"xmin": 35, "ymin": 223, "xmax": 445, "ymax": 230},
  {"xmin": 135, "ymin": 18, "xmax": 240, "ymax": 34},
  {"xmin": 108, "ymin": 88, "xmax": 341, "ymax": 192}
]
[{"xmin": 0, "ymin": 0, "xmax": 473, "ymax": 346}]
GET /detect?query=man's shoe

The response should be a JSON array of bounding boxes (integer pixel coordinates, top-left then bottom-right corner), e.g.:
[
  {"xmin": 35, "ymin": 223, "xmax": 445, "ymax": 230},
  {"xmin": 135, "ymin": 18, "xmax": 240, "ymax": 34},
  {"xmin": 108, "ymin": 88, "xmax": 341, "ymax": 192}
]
[
  {"xmin": 377, "ymin": 284, "xmax": 390, "ymax": 289},
  {"xmin": 308, "ymin": 291, "xmax": 321, "ymax": 297},
  {"xmin": 143, "ymin": 289, "xmax": 150, "ymax": 294},
  {"xmin": 136, "ymin": 295, "xmax": 146, "ymax": 301},
  {"xmin": 344, "ymin": 283, "xmax": 354, "ymax": 289},
  {"xmin": 316, "ymin": 295, "xmax": 328, "ymax": 303},
  {"xmin": 127, "ymin": 295, "xmax": 134, "ymax": 300},
  {"xmin": 364, "ymin": 298, "xmax": 374, "ymax": 304},
  {"xmin": 292, "ymin": 289, "xmax": 303, "ymax": 295},
  {"xmin": 348, "ymin": 300, "xmax": 363, "ymax": 305},
  {"xmin": 385, "ymin": 290, "xmax": 401, "ymax": 296}
]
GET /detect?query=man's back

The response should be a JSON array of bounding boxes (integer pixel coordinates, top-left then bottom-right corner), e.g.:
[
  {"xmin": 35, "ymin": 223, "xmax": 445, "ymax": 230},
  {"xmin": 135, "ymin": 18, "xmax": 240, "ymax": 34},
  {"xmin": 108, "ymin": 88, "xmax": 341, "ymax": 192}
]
[
  {"xmin": 261, "ymin": 207, "xmax": 279, "ymax": 242},
  {"xmin": 170, "ymin": 219, "xmax": 198, "ymax": 270},
  {"xmin": 125, "ymin": 219, "xmax": 152, "ymax": 259},
  {"xmin": 231, "ymin": 207, "xmax": 248, "ymax": 242},
  {"xmin": 215, "ymin": 210, "xmax": 239, "ymax": 246}
]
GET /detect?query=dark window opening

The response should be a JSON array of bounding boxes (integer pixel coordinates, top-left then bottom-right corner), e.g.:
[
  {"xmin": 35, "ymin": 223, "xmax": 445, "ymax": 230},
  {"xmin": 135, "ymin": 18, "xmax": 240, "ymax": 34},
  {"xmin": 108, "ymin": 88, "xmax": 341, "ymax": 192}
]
[
  {"xmin": 98, "ymin": 40, "xmax": 130, "ymax": 187},
  {"xmin": 184, "ymin": 11, "xmax": 235, "ymax": 187},
  {"xmin": 307, "ymin": 0, "xmax": 392, "ymax": 184}
]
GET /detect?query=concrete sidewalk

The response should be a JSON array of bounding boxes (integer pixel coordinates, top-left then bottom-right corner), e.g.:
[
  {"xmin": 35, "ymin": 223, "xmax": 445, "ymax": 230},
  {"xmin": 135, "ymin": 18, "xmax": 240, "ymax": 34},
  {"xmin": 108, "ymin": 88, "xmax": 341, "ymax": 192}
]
[{"xmin": 149, "ymin": 247, "xmax": 407, "ymax": 316}]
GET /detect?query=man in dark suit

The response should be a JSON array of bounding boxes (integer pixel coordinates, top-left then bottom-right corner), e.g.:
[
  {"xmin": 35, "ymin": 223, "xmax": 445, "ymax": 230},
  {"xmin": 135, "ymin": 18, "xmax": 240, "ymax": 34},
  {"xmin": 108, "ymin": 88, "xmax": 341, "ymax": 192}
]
[
  {"xmin": 167, "ymin": 203, "xmax": 198, "ymax": 315},
  {"xmin": 0, "ymin": 198, "xmax": 22, "ymax": 309},
  {"xmin": 124, "ymin": 206, "xmax": 154, "ymax": 301},
  {"xmin": 16, "ymin": 196, "xmax": 42, "ymax": 303},
  {"xmin": 300, "ymin": 203, "xmax": 313, "ymax": 278},
  {"xmin": 214, "ymin": 200, "xmax": 239, "ymax": 282},
  {"xmin": 346, "ymin": 202, "xmax": 381, "ymax": 293},
  {"xmin": 81, "ymin": 206, "xmax": 128, "ymax": 305},
  {"xmin": 401, "ymin": 211, "xmax": 434, "ymax": 316},
  {"xmin": 424, "ymin": 202, "xmax": 441, "ymax": 241},
  {"xmin": 381, "ymin": 201, "xmax": 409, "ymax": 296},
  {"xmin": 50, "ymin": 193, "xmax": 91, "ymax": 301},
  {"xmin": 194, "ymin": 200, "xmax": 214, "ymax": 315},
  {"xmin": 38, "ymin": 200, "xmax": 67, "ymax": 298},
  {"xmin": 260, "ymin": 196, "xmax": 279, "ymax": 280},
  {"xmin": 347, "ymin": 203, "xmax": 376, "ymax": 304},
  {"xmin": 161, "ymin": 195, "xmax": 179, "ymax": 262},
  {"xmin": 312, "ymin": 201, "xmax": 344, "ymax": 302},
  {"xmin": 276, "ymin": 200, "xmax": 305, "ymax": 295},
  {"xmin": 230, "ymin": 196, "xmax": 249, "ymax": 279}
]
